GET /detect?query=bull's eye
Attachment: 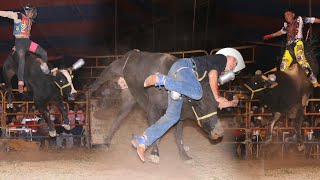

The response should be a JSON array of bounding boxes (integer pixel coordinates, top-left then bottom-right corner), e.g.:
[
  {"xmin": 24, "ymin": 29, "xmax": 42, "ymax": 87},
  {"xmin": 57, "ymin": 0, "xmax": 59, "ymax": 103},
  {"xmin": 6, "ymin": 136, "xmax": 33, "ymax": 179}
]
[
  {"xmin": 254, "ymin": 82, "xmax": 257, "ymax": 85},
  {"xmin": 60, "ymin": 80, "xmax": 63, "ymax": 83}
]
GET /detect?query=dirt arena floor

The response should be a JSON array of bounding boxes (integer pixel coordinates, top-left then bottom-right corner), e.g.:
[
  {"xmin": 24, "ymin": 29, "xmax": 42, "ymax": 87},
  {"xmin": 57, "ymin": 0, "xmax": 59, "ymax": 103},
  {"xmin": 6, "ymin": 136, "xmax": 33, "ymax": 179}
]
[{"xmin": 1, "ymin": 107, "xmax": 320, "ymax": 180}]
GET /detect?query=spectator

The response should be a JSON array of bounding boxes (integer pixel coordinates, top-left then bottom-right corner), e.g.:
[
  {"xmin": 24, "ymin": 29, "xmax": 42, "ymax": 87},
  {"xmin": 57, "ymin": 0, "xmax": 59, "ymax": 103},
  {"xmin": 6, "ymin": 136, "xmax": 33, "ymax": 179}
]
[
  {"xmin": 49, "ymin": 104, "xmax": 60, "ymax": 122},
  {"xmin": 309, "ymin": 118, "xmax": 320, "ymax": 143},
  {"xmin": 55, "ymin": 119, "xmax": 73, "ymax": 149},
  {"xmin": 15, "ymin": 104, "xmax": 26, "ymax": 126},
  {"xmin": 0, "ymin": 83, "xmax": 6, "ymax": 92},
  {"xmin": 68, "ymin": 104, "xmax": 85, "ymax": 129},
  {"xmin": 71, "ymin": 120, "xmax": 83, "ymax": 147}
]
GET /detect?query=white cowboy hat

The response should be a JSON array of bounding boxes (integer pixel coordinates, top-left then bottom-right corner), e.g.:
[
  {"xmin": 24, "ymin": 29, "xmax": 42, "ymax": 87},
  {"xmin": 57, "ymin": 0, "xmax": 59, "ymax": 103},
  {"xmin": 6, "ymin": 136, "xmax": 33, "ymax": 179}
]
[{"xmin": 216, "ymin": 48, "xmax": 246, "ymax": 73}]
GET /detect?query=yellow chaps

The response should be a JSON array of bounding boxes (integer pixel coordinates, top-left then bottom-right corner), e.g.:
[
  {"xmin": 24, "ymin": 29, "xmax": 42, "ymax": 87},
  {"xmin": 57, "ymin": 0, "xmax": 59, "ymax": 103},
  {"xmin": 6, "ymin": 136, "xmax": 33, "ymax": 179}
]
[{"xmin": 280, "ymin": 40, "xmax": 317, "ymax": 83}]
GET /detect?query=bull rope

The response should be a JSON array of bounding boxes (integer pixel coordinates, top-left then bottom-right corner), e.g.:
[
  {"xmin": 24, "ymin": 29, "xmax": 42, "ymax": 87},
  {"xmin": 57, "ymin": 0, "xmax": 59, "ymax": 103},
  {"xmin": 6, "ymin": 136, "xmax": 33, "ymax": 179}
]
[
  {"xmin": 54, "ymin": 81, "xmax": 72, "ymax": 96},
  {"xmin": 191, "ymin": 69, "xmax": 215, "ymax": 127},
  {"xmin": 243, "ymin": 84, "xmax": 267, "ymax": 100},
  {"xmin": 122, "ymin": 49, "xmax": 139, "ymax": 72},
  {"xmin": 188, "ymin": 100, "xmax": 217, "ymax": 127},
  {"xmin": 196, "ymin": 71, "xmax": 207, "ymax": 81}
]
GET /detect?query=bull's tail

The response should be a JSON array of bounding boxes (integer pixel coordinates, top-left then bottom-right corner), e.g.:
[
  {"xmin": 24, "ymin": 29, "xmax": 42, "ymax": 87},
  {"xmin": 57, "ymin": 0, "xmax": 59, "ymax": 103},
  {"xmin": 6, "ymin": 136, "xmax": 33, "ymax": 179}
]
[{"xmin": 89, "ymin": 49, "xmax": 139, "ymax": 93}]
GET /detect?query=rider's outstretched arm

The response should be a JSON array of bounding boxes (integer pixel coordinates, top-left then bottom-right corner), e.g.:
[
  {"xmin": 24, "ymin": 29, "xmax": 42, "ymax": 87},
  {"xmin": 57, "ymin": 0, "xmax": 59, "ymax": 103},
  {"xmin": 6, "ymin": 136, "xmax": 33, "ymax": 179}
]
[
  {"xmin": 263, "ymin": 30, "xmax": 284, "ymax": 40},
  {"xmin": 313, "ymin": 18, "xmax": 320, "ymax": 23},
  {"xmin": 0, "ymin": 11, "xmax": 19, "ymax": 23}
]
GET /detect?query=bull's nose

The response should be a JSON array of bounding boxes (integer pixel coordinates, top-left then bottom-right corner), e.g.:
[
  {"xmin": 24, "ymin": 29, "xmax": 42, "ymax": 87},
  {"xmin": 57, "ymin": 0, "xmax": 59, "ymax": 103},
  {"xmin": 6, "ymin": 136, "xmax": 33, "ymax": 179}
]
[
  {"xmin": 210, "ymin": 131, "xmax": 223, "ymax": 140},
  {"xmin": 210, "ymin": 125, "xmax": 224, "ymax": 140},
  {"xmin": 68, "ymin": 93, "xmax": 76, "ymax": 101},
  {"xmin": 71, "ymin": 89, "xmax": 77, "ymax": 94}
]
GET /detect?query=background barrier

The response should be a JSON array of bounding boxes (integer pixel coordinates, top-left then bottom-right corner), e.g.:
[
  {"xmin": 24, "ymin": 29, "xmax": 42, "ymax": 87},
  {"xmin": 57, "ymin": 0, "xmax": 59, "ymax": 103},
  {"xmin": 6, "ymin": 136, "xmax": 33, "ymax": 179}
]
[{"xmin": 1, "ymin": 46, "xmax": 319, "ymax": 159}]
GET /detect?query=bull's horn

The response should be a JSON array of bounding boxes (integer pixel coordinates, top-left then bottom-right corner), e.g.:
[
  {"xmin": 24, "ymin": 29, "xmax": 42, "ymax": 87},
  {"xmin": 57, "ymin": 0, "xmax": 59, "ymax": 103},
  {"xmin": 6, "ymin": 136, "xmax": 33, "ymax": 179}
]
[
  {"xmin": 264, "ymin": 67, "xmax": 277, "ymax": 75},
  {"xmin": 51, "ymin": 67, "xmax": 58, "ymax": 76},
  {"xmin": 261, "ymin": 75, "xmax": 268, "ymax": 81},
  {"xmin": 72, "ymin": 58, "xmax": 85, "ymax": 70}
]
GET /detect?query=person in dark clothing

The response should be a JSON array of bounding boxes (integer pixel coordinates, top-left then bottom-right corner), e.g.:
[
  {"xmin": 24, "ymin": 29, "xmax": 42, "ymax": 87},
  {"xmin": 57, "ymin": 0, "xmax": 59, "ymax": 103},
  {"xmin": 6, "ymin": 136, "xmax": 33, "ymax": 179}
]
[
  {"xmin": 313, "ymin": 121, "xmax": 320, "ymax": 140},
  {"xmin": 54, "ymin": 118, "xmax": 74, "ymax": 149},
  {"xmin": 71, "ymin": 120, "xmax": 83, "ymax": 147},
  {"xmin": 54, "ymin": 119, "xmax": 64, "ymax": 134},
  {"xmin": 71, "ymin": 120, "xmax": 83, "ymax": 135},
  {"xmin": 0, "ymin": 4, "xmax": 50, "ymax": 93},
  {"xmin": 131, "ymin": 48, "xmax": 246, "ymax": 162}
]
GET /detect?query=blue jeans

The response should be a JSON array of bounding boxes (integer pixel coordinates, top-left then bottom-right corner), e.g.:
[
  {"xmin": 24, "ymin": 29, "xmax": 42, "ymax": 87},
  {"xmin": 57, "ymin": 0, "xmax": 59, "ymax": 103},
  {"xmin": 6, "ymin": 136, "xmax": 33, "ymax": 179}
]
[
  {"xmin": 56, "ymin": 132, "xmax": 74, "ymax": 149},
  {"xmin": 143, "ymin": 58, "xmax": 203, "ymax": 147}
]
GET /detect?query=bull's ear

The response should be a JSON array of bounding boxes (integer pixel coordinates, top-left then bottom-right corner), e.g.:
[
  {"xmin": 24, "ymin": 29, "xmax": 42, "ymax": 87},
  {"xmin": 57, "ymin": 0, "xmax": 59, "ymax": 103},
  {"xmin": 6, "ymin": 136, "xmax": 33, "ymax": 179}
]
[{"xmin": 51, "ymin": 68, "xmax": 58, "ymax": 76}]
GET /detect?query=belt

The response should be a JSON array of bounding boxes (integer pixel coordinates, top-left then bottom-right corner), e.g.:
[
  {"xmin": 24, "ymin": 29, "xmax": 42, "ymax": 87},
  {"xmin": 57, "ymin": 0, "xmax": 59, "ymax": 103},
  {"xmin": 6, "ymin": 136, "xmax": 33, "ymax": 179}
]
[{"xmin": 287, "ymin": 38, "xmax": 302, "ymax": 46}]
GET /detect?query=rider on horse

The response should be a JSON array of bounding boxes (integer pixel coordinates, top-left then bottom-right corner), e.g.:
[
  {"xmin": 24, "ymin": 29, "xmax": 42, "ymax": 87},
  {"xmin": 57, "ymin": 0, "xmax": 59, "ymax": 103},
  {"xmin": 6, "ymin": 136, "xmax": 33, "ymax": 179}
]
[{"xmin": 0, "ymin": 4, "xmax": 51, "ymax": 93}]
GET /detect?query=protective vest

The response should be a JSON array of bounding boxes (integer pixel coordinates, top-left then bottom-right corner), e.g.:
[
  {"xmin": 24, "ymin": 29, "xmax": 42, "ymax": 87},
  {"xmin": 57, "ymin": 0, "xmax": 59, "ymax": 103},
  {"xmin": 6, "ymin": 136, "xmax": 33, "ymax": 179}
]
[
  {"xmin": 13, "ymin": 13, "xmax": 32, "ymax": 37},
  {"xmin": 281, "ymin": 16, "xmax": 315, "ymax": 45}
]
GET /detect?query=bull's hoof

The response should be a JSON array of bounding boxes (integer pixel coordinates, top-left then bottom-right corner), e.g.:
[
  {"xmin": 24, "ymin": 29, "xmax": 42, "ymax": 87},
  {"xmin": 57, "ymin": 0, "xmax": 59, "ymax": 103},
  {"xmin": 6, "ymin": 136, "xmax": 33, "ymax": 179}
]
[
  {"xmin": 49, "ymin": 130, "xmax": 57, "ymax": 137},
  {"xmin": 185, "ymin": 159, "xmax": 195, "ymax": 165},
  {"xmin": 181, "ymin": 154, "xmax": 192, "ymax": 161},
  {"xmin": 105, "ymin": 143, "xmax": 111, "ymax": 148},
  {"xmin": 148, "ymin": 154, "xmax": 160, "ymax": 164},
  {"xmin": 297, "ymin": 144, "xmax": 305, "ymax": 151},
  {"xmin": 62, "ymin": 124, "xmax": 71, "ymax": 130}
]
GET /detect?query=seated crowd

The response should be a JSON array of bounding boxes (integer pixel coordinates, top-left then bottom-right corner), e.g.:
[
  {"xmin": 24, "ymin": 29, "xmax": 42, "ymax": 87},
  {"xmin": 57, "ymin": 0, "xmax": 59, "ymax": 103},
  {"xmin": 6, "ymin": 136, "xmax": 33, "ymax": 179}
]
[
  {"xmin": 1, "ymin": 89, "xmax": 87, "ymax": 149},
  {"xmin": 220, "ymin": 101, "xmax": 320, "ymax": 160}
]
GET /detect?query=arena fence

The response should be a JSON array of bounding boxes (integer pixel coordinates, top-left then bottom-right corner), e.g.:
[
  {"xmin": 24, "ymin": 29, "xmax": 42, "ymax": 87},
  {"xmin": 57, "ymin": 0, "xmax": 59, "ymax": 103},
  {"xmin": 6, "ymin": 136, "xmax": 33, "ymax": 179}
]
[
  {"xmin": 1, "ymin": 46, "xmax": 320, "ymax": 159},
  {"xmin": 218, "ymin": 95, "xmax": 320, "ymax": 160},
  {"xmin": 1, "ymin": 89, "xmax": 90, "ymax": 149},
  {"xmin": 81, "ymin": 47, "xmax": 320, "ymax": 159},
  {"xmin": 76, "ymin": 46, "xmax": 256, "ymax": 80}
]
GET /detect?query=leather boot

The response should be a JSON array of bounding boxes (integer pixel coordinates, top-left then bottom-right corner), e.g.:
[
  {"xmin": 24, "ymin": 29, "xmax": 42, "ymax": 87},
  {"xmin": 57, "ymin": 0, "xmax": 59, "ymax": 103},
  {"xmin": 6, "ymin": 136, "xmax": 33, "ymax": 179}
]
[
  {"xmin": 131, "ymin": 135, "xmax": 148, "ymax": 162},
  {"xmin": 143, "ymin": 73, "xmax": 165, "ymax": 87},
  {"xmin": 144, "ymin": 75, "xmax": 158, "ymax": 87},
  {"xmin": 136, "ymin": 144, "xmax": 146, "ymax": 162}
]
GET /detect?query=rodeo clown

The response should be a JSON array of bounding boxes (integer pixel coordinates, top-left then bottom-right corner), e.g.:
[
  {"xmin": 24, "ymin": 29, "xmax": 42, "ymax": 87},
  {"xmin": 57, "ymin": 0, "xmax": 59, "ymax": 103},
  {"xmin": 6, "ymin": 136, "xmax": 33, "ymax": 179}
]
[
  {"xmin": 0, "ymin": 4, "xmax": 50, "ymax": 93},
  {"xmin": 263, "ymin": 8, "xmax": 320, "ymax": 87},
  {"xmin": 131, "ymin": 48, "xmax": 246, "ymax": 162}
]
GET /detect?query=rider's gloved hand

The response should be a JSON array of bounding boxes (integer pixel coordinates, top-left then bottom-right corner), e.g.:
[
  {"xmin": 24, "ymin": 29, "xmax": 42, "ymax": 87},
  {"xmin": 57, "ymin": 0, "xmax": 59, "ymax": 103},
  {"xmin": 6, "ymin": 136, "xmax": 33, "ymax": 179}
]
[
  {"xmin": 215, "ymin": 96, "xmax": 228, "ymax": 103},
  {"xmin": 263, "ymin": 34, "xmax": 274, "ymax": 40}
]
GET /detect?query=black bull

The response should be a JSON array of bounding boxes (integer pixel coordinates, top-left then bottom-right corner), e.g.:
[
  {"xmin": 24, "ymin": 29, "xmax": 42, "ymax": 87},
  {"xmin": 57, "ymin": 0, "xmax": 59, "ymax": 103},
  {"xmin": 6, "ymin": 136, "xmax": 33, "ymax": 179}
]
[
  {"xmin": 3, "ymin": 52, "xmax": 73, "ymax": 136},
  {"xmin": 91, "ymin": 50, "xmax": 224, "ymax": 161},
  {"xmin": 244, "ymin": 63, "xmax": 314, "ymax": 150}
]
